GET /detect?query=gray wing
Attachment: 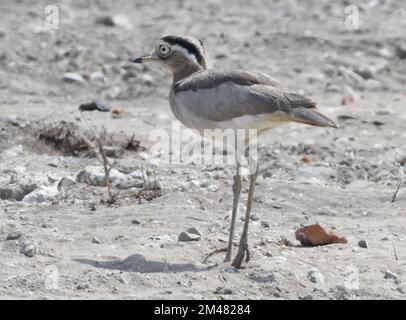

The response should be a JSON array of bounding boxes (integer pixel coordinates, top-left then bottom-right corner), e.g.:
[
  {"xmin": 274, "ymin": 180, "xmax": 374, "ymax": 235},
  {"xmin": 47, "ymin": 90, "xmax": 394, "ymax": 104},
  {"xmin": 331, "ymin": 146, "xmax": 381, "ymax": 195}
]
[{"xmin": 173, "ymin": 70, "xmax": 338, "ymax": 128}]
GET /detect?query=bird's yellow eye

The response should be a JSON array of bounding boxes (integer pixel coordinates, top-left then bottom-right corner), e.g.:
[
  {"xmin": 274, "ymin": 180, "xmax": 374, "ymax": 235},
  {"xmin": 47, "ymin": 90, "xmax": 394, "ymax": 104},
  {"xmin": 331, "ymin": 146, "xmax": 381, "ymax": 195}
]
[{"xmin": 158, "ymin": 44, "xmax": 171, "ymax": 57}]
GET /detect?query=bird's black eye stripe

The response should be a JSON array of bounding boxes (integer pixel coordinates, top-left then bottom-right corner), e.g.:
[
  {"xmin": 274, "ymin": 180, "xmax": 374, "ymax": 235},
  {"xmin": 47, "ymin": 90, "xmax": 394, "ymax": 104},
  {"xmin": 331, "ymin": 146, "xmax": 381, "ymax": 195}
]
[{"xmin": 162, "ymin": 36, "xmax": 205, "ymax": 66}]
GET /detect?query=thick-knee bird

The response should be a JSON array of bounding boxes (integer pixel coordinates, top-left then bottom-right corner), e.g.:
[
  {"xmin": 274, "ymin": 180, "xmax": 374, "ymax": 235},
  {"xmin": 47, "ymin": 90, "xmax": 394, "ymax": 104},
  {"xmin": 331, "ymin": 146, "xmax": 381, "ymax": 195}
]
[{"xmin": 132, "ymin": 35, "xmax": 338, "ymax": 268}]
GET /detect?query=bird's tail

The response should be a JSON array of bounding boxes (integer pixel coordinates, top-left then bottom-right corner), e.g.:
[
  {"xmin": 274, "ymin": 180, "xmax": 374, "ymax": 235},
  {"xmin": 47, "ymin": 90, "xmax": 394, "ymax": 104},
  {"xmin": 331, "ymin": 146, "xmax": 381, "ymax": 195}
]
[{"xmin": 290, "ymin": 107, "xmax": 339, "ymax": 128}]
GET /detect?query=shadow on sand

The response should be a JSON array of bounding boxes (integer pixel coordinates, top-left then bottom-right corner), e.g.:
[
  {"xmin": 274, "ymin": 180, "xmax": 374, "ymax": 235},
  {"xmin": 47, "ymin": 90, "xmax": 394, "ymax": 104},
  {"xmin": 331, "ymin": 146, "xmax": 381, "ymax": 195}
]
[{"xmin": 74, "ymin": 253, "xmax": 206, "ymax": 273}]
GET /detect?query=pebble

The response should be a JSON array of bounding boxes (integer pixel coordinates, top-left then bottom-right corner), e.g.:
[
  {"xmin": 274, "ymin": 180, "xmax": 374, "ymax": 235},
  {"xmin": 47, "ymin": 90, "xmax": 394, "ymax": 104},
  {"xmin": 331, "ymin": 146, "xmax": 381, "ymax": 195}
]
[
  {"xmin": 358, "ymin": 240, "xmax": 368, "ymax": 248},
  {"xmin": 92, "ymin": 237, "xmax": 101, "ymax": 244},
  {"xmin": 41, "ymin": 223, "xmax": 53, "ymax": 229},
  {"xmin": 224, "ymin": 266, "xmax": 238, "ymax": 273},
  {"xmin": 308, "ymin": 268, "xmax": 325, "ymax": 284},
  {"xmin": 364, "ymin": 79, "xmax": 382, "ymax": 90},
  {"xmin": 395, "ymin": 45, "xmax": 406, "ymax": 60},
  {"xmin": 178, "ymin": 227, "xmax": 201, "ymax": 242},
  {"xmin": 22, "ymin": 186, "xmax": 58, "ymax": 204},
  {"xmin": 47, "ymin": 158, "xmax": 59, "ymax": 168},
  {"xmin": 76, "ymin": 166, "xmax": 144, "ymax": 189},
  {"xmin": 353, "ymin": 66, "xmax": 374, "ymax": 80},
  {"xmin": 20, "ymin": 240, "xmax": 38, "ymax": 257},
  {"xmin": 118, "ymin": 273, "xmax": 131, "ymax": 285},
  {"xmin": 261, "ymin": 220, "xmax": 270, "ymax": 228},
  {"xmin": 249, "ymin": 273, "xmax": 277, "ymax": 283},
  {"xmin": 63, "ymin": 72, "xmax": 85, "ymax": 84},
  {"xmin": 76, "ymin": 284, "xmax": 89, "ymax": 290},
  {"xmin": 103, "ymin": 146, "xmax": 125, "ymax": 158},
  {"xmin": 78, "ymin": 101, "xmax": 110, "ymax": 112},
  {"xmin": 241, "ymin": 213, "xmax": 259, "ymax": 222},
  {"xmin": 139, "ymin": 74, "xmax": 154, "ymax": 86},
  {"xmin": 96, "ymin": 15, "xmax": 131, "ymax": 29},
  {"xmin": 6, "ymin": 231, "xmax": 22, "ymax": 240},
  {"xmin": 294, "ymin": 166, "xmax": 335, "ymax": 184},
  {"xmin": 57, "ymin": 177, "xmax": 76, "ymax": 192},
  {"xmin": 90, "ymin": 71, "xmax": 106, "ymax": 82},
  {"xmin": 214, "ymin": 287, "xmax": 233, "ymax": 295},
  {"xmin": 95, "ymin": 16, "xmax": 115, "ymax": 26},
  {"xmin": 338, "ymin": 66, "xmax": 365, "ymax": 89},
  {"xmin": 0, "ymin": 183, "xmax": 37, "ymax": 201},
  {"xmin": 384, "ymin": 270, "xmax": 398, "ymax": 281}
]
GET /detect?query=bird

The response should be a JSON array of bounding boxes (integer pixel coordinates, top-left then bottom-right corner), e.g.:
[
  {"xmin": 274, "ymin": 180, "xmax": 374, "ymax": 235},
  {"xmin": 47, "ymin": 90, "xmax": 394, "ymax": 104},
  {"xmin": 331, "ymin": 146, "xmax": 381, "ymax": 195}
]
[{"xmin": 132, "ymin": 35, "xmax": 338, "ymax": 268}]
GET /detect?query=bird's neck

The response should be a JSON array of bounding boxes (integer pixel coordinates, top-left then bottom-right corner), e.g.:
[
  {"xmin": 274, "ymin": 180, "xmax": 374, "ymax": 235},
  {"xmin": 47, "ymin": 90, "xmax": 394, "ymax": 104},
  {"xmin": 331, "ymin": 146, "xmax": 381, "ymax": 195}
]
[{"xmin": 172, "ymin": 63, "xmax": 204, "ymax": 84}]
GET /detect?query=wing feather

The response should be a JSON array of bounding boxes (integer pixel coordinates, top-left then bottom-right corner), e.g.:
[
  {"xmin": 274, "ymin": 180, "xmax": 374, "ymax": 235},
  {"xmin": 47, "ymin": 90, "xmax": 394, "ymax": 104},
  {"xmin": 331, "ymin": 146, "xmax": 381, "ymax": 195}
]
[{"xmin": 173, "ymin": 70, "xmax": 338, "ymax": 128}]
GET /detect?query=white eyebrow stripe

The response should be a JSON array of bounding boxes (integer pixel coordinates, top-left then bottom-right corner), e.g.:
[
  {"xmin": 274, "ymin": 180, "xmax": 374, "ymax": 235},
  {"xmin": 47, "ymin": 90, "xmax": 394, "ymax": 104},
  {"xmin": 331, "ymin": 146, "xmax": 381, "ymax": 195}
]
[{"xmin": 171, "ymin": 44, "xmax": 198, "ymax": 64}]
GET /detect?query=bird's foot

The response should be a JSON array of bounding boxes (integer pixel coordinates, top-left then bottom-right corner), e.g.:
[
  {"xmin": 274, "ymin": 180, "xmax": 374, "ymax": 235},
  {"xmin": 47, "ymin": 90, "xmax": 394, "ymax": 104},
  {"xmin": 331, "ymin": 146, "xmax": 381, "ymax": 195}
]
[
  {"xmin": 231, "ymin": 242, "xmax": 250, "ymax": 269},
  {"xmin": 202, "ymin": 247, "xmax": 228, "ymax": 264}
]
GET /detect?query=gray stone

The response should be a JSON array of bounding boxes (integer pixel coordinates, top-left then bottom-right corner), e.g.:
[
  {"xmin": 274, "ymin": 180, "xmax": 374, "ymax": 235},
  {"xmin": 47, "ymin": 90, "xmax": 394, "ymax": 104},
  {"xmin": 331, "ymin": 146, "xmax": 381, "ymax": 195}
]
[
  {"xmin": 104, "ymin": 146, "xmax": 125, "ymax": 158},
  {"xmin": 47, "ymin": 158, "xmax": 59, "ymax": 168},
  {"xmin": 308, "ymin": 268, "xmax": 325, "ymax": 284},
  {"xmin": 395, "ymin": 45, "xmax": 406, "ymax": 60},
  {"xmin": 364, "ymin": 79, "xmax": 382, "ymax": 90},
  {"xmin": 224, "ymin": 266, "xmax": 238, "ymax": 273},
  {"xmin": 63, "ymin": 72, "xmax": 85, "ymax": 84},
  {"xmin": 20, "ymin": 240, "xmax": 38, "ymax": 257},
  {"xmin": 261, "ymin": 220, "xmax": 270, "ymax": 228},
  {"xmin": 90, "ymin": 71, "xmax": 106, "ymax": 82},
  {"xmin": 249, "ymin": 272, "xmax": 277, "ymax": 283},
  {"xmin": 96, "ymin": 15, "xmax": 131, "ymax": 29},
  {"xmin": 338, "ymin": 66, "xmax": 365, "ymax": 89},
  {"xmin": 214, "ymin": 287, "xmax": 233, "ymax": 295},
  {"xmin": 78, "ymin": 101, "xmax": 110, "ymax": 112},
  {"xmin": 358, "ymin": 240, "xmax": 368, "ymax": 248},
  {"xmin": 118, "ymin": 273, "xmax": 131, "ymax": 285},
  {"xmin": 92, "ymin": 237, "xmax": 101, "ymax": 244},
  {"xmin": 294, "ymin": 166, "xmax": 335, "ymax": 184},
  {"xmin": 22, "ymin": 186, "xmax": 58, "ymax": 204},
  {"xmin": 57, "ymin": 177, "xmax": 76, "ymax": 192},
  {"xmin": 186, "ymin": 227, "xmax": 201, "ymax": 236},
  {"xmin": 76, "ymin": 166, "xmax": 144, "ymax": 189},
  {"xmin": 353, "ymin": 66, "xmax": 374, "ymax": 80},
  {"xmin": 384, "ymin": 270, "xmax": 398, "ymax": 281},
  {"xmin": 6, "ymin": 231, "xmax": 22, "ymax": 240},
  {"xmin": 178, "ymin": 229, "xmax": 201, "ymax": 242},
  {"xmin": 0, "ymin": 183, "xmax": 37, "ymax": 201}
]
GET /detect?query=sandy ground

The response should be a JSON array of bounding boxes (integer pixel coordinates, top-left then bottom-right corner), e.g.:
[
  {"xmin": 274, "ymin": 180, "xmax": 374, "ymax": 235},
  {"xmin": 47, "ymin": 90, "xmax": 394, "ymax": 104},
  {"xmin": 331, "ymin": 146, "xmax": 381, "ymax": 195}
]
[{"xmin": 0, "ymin": 0, "xmax": 406, "ymax": 300}]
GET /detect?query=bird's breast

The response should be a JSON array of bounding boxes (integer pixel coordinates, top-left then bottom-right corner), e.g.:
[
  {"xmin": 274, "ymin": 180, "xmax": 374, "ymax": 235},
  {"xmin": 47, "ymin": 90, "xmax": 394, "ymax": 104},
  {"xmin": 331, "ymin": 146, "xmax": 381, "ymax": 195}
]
[{"xmin": 170, "ymin": 88, "xmax": 219, "ymax": 133}]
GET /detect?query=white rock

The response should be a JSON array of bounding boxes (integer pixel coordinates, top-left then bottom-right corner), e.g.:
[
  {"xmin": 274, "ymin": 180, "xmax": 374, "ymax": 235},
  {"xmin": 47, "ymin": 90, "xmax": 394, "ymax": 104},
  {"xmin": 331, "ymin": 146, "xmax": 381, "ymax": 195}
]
[
  {"xmin": 112, "ymin": 15, "xmax": 132, "ymax": 29},
  {"xmin": 294, "ymin": 166, "xmax": 335, "ymax": 184},
  {"xmin": 90, "ymin": 71, "xmax": 106, "ymax": 82},
  {"xmin": 92, "ymin": 237, "xmax": 101, "ymax": 244},
  {"xmin": 76, "ymin": 166, "xmax": 144, "ymax": 189},
  {"xmin": 308, "ymin": 268, "xmax": 325, "ymax": 284},
  {"xmin": 384, "ymin": 270, "xmax": 398, "ymax": 280},
  {"xmin": 20, "ymin": 240, "xmax": 38, "ymax": 257},
  {"xmin": 63, "ymin": 72, "xmax": 85, "ymax": 84},
  {"xmin": 22, "ymin": 186, "xmax": 58, "ymax": 204}
]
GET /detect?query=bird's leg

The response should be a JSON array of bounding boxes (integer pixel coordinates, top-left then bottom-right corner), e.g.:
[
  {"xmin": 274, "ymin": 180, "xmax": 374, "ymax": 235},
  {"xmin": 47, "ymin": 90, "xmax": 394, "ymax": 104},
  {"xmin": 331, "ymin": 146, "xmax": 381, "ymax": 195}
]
[
  {"xmin": 232, "ymin": 157, "xmax": 258, "ymax": 268},
  {"xmin": 224, "ymin": 160, "xmax": 242, "ymax": 262}
]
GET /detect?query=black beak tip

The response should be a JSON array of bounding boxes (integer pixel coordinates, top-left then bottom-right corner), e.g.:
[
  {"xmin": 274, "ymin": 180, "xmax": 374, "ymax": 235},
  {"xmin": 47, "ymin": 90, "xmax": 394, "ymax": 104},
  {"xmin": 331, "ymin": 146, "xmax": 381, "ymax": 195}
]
[{"xmin": 131, "ymin": 57, "xmax": 142, "ymax": 63}]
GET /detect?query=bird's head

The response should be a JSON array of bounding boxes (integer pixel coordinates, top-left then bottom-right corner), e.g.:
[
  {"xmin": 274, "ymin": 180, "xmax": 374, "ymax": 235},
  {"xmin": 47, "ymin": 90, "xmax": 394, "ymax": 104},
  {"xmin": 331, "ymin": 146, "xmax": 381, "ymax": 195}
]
[{"xmin": 132, "ymin": 36, "xmax": 207, "ymax": 78}]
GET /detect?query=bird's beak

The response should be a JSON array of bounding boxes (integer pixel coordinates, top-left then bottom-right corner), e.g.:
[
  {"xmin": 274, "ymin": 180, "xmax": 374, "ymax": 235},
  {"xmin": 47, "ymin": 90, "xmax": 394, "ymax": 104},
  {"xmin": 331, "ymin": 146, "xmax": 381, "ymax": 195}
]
[{"xmin": 131, "ymin": 53, "xmax": 157, "ymax": 64}]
